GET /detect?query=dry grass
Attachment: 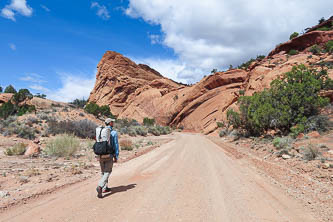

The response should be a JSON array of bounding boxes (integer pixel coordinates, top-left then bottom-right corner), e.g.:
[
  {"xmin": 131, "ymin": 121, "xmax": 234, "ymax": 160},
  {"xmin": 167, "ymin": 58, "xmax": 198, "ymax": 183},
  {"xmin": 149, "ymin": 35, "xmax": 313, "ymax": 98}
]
[
  {"xmin": 120, "ymin": 139, "xmax": 133, "ymax": 151},
  {"xmin": 5, "ymin": 143, "xmax": 26, "ymax": 156},
  {"xmin": 44, "ymin": 134, "xmax": 80, "ymax": 157}
]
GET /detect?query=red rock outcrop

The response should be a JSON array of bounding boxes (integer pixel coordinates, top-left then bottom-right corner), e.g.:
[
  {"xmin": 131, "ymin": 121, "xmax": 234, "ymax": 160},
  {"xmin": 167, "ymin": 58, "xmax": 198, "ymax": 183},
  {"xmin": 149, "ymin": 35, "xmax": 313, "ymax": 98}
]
[
  {"xmin": 89, "ymin": 22, "xmax": 333, "ymax": 135},
  {"xmin": 268, "ymin": 31, "xmax": 333, "ymax": 56}
]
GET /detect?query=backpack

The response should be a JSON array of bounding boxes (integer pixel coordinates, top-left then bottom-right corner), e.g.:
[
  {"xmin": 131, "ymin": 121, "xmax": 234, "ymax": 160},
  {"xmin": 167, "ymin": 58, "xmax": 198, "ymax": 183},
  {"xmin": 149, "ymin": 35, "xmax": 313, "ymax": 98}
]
[{"xmin": 92, "ymin": 126, "xmax": 113, "ymax": 155}]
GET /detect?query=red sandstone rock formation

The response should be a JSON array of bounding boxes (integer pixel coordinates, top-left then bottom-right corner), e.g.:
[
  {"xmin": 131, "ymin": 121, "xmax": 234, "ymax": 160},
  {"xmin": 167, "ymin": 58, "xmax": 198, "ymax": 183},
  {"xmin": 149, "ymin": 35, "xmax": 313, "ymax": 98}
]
[{"xmin": 89, "ymin": 26, "xmax": 333, "ymax": 135}]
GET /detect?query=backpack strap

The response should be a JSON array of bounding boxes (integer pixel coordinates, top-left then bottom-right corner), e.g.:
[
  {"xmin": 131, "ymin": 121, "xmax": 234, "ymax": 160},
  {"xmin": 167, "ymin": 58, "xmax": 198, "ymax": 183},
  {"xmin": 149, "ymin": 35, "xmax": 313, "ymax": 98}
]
[{"xmin": 98, "ymin": 127, "xmax": 104, "ymax": 141}]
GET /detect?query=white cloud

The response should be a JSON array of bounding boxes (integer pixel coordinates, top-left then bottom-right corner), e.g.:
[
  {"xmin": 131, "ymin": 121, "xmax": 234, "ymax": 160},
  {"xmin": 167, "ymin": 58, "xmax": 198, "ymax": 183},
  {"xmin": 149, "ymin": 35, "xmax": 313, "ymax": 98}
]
[
  {"xmin": 9, "ymin": 43, "xmax": 16, "ymax": 50},
  {"xmin": 29, "ymin": 84, "xmax": 50, "ymax": 93},
  {"xmin": 148, "ymin": 34, "xmax": 162, "ymax": 45},
  {"xmin": 91, "ymin": 2, "xmax": 110, "ymax": 20},
  {"xmin": 126, "ymin": 0, "xmax": 333, "ymax": 83},
  {"xmin": 40, "ymin": 5, "xmax": 50, "ymax": 12},
  {"xmin": 47, "ymin": 73, "xmax": 96, "ymax": 102},
  {"xmin": 1, "ymin": 0, "xmax": 33, "ymax": 21},
  {"xmin": 20, "ymin": 73, "xmax": 46, "ymax": 84}
]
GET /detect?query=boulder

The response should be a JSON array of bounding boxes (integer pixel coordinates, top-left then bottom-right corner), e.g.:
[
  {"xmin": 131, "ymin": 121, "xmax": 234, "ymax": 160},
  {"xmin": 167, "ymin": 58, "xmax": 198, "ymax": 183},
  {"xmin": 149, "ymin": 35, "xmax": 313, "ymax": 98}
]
[{"xmin": 24, "ymin": 139, "xmax": 40, "ymax": 156}]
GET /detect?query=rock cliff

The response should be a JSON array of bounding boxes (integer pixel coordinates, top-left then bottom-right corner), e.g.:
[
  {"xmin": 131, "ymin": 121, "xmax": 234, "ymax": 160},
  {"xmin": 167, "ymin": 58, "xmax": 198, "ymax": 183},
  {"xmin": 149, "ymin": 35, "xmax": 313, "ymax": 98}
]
[{"xmin": 89, "ymin": 24, "xmax": 333, "ymax": 135}]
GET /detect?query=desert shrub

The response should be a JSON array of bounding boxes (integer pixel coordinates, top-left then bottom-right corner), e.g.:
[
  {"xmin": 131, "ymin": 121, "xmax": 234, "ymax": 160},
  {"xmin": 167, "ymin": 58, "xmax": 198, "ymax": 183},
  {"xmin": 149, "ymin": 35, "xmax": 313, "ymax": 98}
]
[
  {"xmin": 0, "ymin": 101, "xmax": 15, "ymax": 119},
  {"xmin": 5, "ymin": 143, "xmax": 26, "ymax": 156},
  {"xmin": 227, "ymin": 65, "xmax": 331, "ymax": 136},
  {"xmin": 46, "ymin": 119, "xmax": 97, "ymax": 139},
  {"xmin": 143, "ymin": 117, "xmax": 155, "ymax": 126},
  {"xmin": 25, "ymin": 116, "xmax": 39, "ymax": 126},
  {"xmin": 0, "ymin": 86, "xmax": 2, "ymax": 93},
  {"xmin": 148, "ymin": 126, "xmax": 161, "ymax": 136},
  {"xmin": 120, "ymin": 139, "xmax": 133, "ymax": 151},
  {"xmin": 317, "ymin": 27, "xmax": 331, "ymax": 31},
  {"xmin": 16, "ymin": 126, "xmax": 36, "ymax": 140},
  {"xmin": 226, "ymin": 109, "xmax": 242, "ymax": 129},
  {"xmin": 84, "ymin": 102, "xmax": 114, "ymax": 118},
  {"xmin": 134, "ymin": 126, "xmax": 148, "ymax": 136},
  {"xmin": 34, "ymin": 93, "xmax": 46, "ymax": 99},
  {"xmin": 4, "ymin": 85, "xmax": 16, "ymax": 93},
  {"xmin": 154, "ymin": 125, "xmax": 170, "ymax": 135},
  {"xmin": 238, "ymin": 58, "xmax": 255, "ymax": 70},
  {"xmin": 219, "ymin": 129, "xmax": 228, "ymax": 137},
  {"xmin": 217, "ymin": 121, "xmax": 225, "ymax": 128},
  {"xmin": 115, "ymin": 118, "xmax": 139, "ymax": 129},
  {"xmin": 239, "ymin": 90, "xmax": 245, "ymax": 96},
  {"xmin": 70, "ymin": 98, "xmax": 87, "ymax": 108},
  {"xmin": 324, "ymin": 40, "xmax": 333, "ymax": 53},
  {"xmin": 303, "ymin": 115, "xmax": 332, "ymax": 133},
  {"xmin": 127, "ymin": 127, "xmax": 137, "ymax": 137},
  {"xmin": 302, "ymin": 144, "xmax": 321, "ymax": 161},
  {"xmin": 1, "ymin": 120, "xmax": 36, "ymax": 139},
  {"xmin": 309, "ymin": 45, "xmax": 321, "ymax": 55},
  {"xmin": 272, "ymin": 137, "xmax": 293, "ymax": 150},
  {"xmin": 288, "ymin": 49, "xmax": 299, "ymax": 55},
  {"xmin": 12, "ymin": 89, "xmax": 33, "ymax": 103},
  {"xmin": 44, "ymin": 134, "xmax": 80, "ymax": 157},
  {"xmin": 37, "ymin": 113, "xmax": 51, "ymax": 121},
  {"xmin": 289, "ymin": 32, "xmax": 299, "ymax": 40},
  {"xmin": 17, "ymin": 105, "xmax": 36, "ymax": 116}
]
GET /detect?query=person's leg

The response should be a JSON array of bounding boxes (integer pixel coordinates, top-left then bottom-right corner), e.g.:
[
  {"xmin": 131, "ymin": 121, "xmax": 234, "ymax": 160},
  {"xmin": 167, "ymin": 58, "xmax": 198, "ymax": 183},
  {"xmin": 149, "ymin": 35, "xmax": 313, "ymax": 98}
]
[{"xmin": 98, "ymin": 158, "xmax": 113, "ymax": 189}]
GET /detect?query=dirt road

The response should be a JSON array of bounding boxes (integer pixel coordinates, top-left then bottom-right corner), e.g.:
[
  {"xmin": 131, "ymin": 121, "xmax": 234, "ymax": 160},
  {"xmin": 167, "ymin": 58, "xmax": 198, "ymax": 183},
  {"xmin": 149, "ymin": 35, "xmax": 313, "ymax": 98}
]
[{"xmin": 1, "ymin": 133, "xmax": 317, "ymax": 222}]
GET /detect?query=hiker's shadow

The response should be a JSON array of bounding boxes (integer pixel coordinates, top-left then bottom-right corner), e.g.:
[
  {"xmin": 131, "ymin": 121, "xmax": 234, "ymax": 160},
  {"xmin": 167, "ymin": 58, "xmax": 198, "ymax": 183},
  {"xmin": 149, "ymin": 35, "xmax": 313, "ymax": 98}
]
[{"xmin": 103, "ymin": 184, "xmax": 136, "ymax": 198}]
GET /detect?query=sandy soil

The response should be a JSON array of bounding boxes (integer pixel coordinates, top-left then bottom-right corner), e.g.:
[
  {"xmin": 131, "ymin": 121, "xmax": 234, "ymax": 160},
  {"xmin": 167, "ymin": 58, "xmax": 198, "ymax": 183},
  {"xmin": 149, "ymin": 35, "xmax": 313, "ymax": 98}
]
[{"xmin": 0, "ymin": 133, "xmax": 320, "ymax": 222}]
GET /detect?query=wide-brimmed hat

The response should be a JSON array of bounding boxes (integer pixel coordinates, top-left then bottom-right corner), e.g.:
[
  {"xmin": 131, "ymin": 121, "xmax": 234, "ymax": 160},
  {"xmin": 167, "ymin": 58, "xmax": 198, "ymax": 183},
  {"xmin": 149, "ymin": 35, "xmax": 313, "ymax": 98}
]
[{"xmin": 105, "ymin": 118, "xmax": 115, "ymax": 124}]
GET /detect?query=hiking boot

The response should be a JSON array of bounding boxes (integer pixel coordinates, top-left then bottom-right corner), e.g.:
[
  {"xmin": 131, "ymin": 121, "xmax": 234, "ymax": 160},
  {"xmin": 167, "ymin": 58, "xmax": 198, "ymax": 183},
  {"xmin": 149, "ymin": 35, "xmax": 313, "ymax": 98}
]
[
  {"xmin": 103, "ymin": 187, "xmax": 112, "ymax": 193},
  {"xmin": 96, "ymin": 186, "xmax": 102, "ymax": 198}
]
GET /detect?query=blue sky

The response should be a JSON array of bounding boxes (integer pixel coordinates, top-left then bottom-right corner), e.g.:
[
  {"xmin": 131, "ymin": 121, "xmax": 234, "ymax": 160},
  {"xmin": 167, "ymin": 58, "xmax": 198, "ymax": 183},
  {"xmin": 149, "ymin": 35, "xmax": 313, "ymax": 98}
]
[{"xmin": 1, "ymin": 0, "xmax": 332, "ymax": 102}]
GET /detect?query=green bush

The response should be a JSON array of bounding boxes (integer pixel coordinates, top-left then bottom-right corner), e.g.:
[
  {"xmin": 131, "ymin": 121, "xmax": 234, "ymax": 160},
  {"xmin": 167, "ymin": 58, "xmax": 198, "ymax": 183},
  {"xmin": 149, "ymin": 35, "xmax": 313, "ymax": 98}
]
[
  {"xmin": 148, "ymin": 126, "xmax": 161, "ymax": 136},
  {"xmin": 0, "ymin": 86, "xmax": 2, "ymax": 93},
  {"xmin": 134, "ymin": 126, "xmax": 148, "ymax": 136},
  {"xmin": 70, "ymin": 98, "xmax": 87, "ymax": 108},
  {"xmin": 272, "ymin": 137, "xmax": 293, "ymax": 150},
  {"xmin": 228, "ymin": 65, "xmax": 331, "ymax": 136},
  {"xmin": 84, "ymin": 102, "xmax": 114, "ymax": 118},
  {"xmin": 288, "ymin": 49, "xmax": 299, "ymax": 55},
  {"xmin": 317, "ymin": 27, "xmax": 331, "ymax": 31},
  {"xmin": 44, "ymin": 134, "xmax": 79, "ymax": 157},
  {"xmin": 289, "ymin": 32, "xmax": 299, "ymax": 40},
  {"xmin": 309, "ymin": 45, "xmax": 322, "ymax": 55},
  {"xmin": 13, "ymin": 89, "xmax": 33, "ymax": 103},
  {"xmin": 34, "ymin": 93, "xmax": 47, "ymax": 99},
  {"xmin": 324, "ymin": 40, "xmax": 333, "ymax": 53},
  {"xmin": 17, "ymin": 104, "xmax": 36, "ymax": 116},
  {"xmin": 143, "ymin": 117, "xmax": 155, "ymax": 126},
  {"xmin": 4, "ymin": 85, "xmax": 16, "ymax": 93},
  {"xmin": 5, "ymin": 143, "xmax": 26, "ymax": 156},
  {"xmin": 0, "ymin": 101, "xmax": 15, "ymax": 119},
  {"xmin": 217, "ymin": 121, "xmax": 225, "ymax": 128}
]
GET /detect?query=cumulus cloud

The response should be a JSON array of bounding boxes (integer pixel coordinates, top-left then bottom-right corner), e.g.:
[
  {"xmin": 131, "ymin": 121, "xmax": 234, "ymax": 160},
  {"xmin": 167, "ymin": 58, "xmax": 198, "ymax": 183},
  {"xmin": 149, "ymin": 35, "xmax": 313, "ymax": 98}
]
[
  {"xmin": 126, "ymin": 0, "xmax": 333, "ymax": 83},
  {"xmin": 9, "ymin": 43, "xmax": 16, "ymax": 50},
  {"xmin": 1, "ymin": 0, "xmax": 33, "ymax": 21},
  {"xmin": 47, "ymin": 73, "xmax": 96, "ymax": 102},
  {"xmin": 91, "ymin": 2, "xmax": 110, "ymax": 20}
]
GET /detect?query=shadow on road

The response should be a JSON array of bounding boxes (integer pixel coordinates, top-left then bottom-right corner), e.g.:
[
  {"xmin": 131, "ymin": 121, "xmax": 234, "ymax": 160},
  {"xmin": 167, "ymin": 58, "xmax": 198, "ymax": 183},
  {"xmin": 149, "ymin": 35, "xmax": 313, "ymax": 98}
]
[{"xmin": 103, "ymin": 184, "xmax": 137, "ymax": 198}]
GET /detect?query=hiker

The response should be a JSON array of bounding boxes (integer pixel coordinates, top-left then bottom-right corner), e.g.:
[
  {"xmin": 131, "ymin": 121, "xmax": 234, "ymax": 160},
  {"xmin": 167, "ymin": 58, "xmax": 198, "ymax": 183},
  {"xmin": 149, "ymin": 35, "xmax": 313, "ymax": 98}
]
[{"xmin": 94, "ymin": 118, "xmax": 119, "ymax": 198}]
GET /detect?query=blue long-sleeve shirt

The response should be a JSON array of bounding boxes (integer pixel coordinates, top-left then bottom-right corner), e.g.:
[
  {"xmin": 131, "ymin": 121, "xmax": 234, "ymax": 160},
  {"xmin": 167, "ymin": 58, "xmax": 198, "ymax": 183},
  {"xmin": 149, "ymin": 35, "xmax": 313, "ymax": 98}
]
[{"xmin": 107, "ymin": 126, "xmax": 119, "ymax": 159}]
